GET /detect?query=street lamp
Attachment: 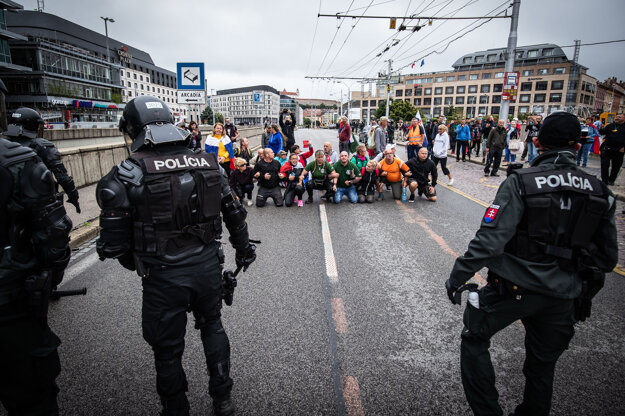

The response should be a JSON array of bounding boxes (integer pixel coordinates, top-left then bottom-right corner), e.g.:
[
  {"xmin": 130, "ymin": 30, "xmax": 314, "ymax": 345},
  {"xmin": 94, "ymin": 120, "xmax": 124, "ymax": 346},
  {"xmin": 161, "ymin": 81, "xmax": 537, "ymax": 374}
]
[
  {"xmin": 100, "ymin": 16, "xmax": 115, "ymax": 64},
  {"xmin": 334, "ymin": 80, "xmax": 353, "ymax": 122}
]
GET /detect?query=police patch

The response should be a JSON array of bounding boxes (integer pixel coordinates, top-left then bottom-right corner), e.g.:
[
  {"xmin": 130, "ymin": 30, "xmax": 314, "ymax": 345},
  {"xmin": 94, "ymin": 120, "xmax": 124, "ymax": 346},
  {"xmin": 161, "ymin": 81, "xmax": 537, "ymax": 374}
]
[
  {"xmin": 483, "ymin": 204, "xmax": 500, "ymax": 223},
  {"xmin": 142, "ymin": 153, "xmax": 217, "ymax": 173}
]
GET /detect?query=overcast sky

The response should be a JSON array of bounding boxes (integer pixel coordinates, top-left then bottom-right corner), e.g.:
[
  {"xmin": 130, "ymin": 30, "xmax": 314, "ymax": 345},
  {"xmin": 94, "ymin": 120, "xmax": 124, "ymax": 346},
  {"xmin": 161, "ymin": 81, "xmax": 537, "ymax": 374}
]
[{"xmin": 19, "ymin": 0, "xmax": 625, "ymax": 100}]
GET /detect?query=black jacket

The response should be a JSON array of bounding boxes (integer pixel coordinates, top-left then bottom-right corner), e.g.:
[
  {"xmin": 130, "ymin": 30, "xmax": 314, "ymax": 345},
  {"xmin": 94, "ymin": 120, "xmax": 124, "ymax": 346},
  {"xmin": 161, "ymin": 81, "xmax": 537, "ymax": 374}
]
[
  {"xmin": 600, "ymin": 123, "xmax": 625, "ymax": 150},
  {"xmin": 252, "ymin": 159, "xmax": 282, "ymax": 188},
  {"xmin": 405, "ymin": 157, "xmax": 437, "ymax": 187},
  {"xmin": 279, "ymin": 113, "xmax": 296, "ymax": 143},
  {"xmin": 357, "ymin": 167, "xmax": 379, "ymax": 195}
]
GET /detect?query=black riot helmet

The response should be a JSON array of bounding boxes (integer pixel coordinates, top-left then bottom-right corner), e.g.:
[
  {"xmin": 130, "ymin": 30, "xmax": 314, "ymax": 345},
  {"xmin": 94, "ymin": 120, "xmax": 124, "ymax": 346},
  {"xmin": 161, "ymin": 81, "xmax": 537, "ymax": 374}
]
[
  {"xmin": 4, "ymin": 107, "xmax": 44, "ymax": 139},
  {"xmin": 119, "ymin": 95, "xmax": 190, "ymax": 152}
]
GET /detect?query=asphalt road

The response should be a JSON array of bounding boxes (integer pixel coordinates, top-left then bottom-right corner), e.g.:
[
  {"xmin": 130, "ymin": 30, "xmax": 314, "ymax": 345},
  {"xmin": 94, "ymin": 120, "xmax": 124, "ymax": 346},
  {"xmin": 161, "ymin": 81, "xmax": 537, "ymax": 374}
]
[{"xmin": 14, "ymin": 128, "xmax": 625, "ymax": 416}]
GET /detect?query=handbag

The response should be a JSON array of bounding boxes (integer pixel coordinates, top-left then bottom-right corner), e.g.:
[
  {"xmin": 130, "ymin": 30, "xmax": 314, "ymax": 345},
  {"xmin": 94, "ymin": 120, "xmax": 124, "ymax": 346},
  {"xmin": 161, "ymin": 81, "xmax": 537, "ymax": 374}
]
[{"xmin": 508, "ymin": 138, "xmax": 521, "ymax": 152}]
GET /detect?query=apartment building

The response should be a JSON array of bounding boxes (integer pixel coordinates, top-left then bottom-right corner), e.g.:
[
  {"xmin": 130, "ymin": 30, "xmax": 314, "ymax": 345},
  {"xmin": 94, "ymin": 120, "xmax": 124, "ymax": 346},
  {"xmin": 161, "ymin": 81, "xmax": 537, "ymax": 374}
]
[{"xmin": 211, "ymin": 85, "xmax": 280, "ymax": 126}]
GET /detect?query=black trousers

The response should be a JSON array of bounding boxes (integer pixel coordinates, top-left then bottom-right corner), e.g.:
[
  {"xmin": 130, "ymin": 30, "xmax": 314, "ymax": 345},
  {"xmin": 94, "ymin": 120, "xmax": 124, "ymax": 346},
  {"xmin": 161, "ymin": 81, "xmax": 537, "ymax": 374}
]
[
  {"xmin": 471, "ymin": 139, "xmax": 481, "ymax": 156},
  {"xmin": 600, "ymin": 148, "xmax": 624, "ymax": 184},
  {"xmin": 460, "ymin": 283, "xmax": 575, "ymax": 416},
  {"xmin": 256, "ymin": 186, "xmax": 284, "ymax": 207},
  {"xmin": 338, "ymin": 141, "xmax": 350, "ymax": 154},
  {"xmin": 456, "ymin": 141, "xmax": 469, "ymax": 161},
  {"xmin": 284, "ymin": 184, "xmax": 304, "ymax": 206},
  {"xmin": 484, "ymin": 148, "xmax": 503, "ymax": 175},
  {"xmin": 234, "ymin": 183, "xmax": 254, "ymax": 200},
  {"xmin": 0, "ymin": 312, "xmax": 61, "ymax": 416},
  {"xmin": 311, "ymin": 179, "xmax": 334, "ymax": 199},
  {"xmin": 142, "ymin": 251, "xmax": 232, "ymax": 415}
]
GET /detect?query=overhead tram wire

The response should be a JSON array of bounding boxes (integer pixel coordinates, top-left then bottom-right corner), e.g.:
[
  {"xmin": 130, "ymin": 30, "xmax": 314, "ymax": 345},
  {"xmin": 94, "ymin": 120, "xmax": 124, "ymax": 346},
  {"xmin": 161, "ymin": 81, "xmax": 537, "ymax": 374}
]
[
  {"xmin": 305, "ymin": 0, "xmax": 323, "ymax": 75},
  {"xmin": 560, "ymin": 39, "xmax": 625, "ymax": 48},
  {"xmin": 349, "ymin": 0, "xmax": 396, "ymax": 12},
  {"xmin": 320, "ymin": 0, "xmax": 375, "ymax": 76},
  {"xmin": 315, "ymin": 0, "xmax": 356, "ymax": 76}
]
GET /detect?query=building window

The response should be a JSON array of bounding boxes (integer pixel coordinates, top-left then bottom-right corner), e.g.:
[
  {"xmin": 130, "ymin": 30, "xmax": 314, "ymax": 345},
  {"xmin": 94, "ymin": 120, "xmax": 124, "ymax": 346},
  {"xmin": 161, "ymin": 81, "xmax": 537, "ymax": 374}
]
[
  {"xmin": 405, "ymin": 89, "xmax": 412, "ymax": 96},
  {"xmin": 467, "ymin": 96, "xmax": 477, "ymax": 104},
  {"xmin": 492, "ymin": 95, "xmax": 502, "ymax": 104},
  {"xmin": 434, "ymin": 87, "xmax": 443, "ymax": 95},
  {"xmin": 478, "ymin": 106, "xmax": 488, "ymax": 115},
  {"xmin": 424, "ymin": 88, "xmax": 432, "ymax": 95},
  {"xmin": 527, "ymin": 50, "xmax": 538, "ymax": 58},
  {"xmin": 550, "ymin": 93, "xmax": 562, "ymax": 103},
  {"xmin": 434, "ymin": 97, "xmax": 442, "ymax": 105},
  {"xmin": 534, "ymin": 94, "xmax": 546, "ymax": 103},
  {"xmin": 414, "ymin": 98, "xmax": 421, "ymax": 106},
  {"xmin": 457, "ymin": 86, "xmax": 466, "ymax": 94},
  {"xmin": 537, "ymin": 69, "xmax": 549, "ymax": 75},
  {"xmin": 421, "ymin": 77, "xmax": 433, "ymax": 83},
  {"xmin": 423, "ymin": 98, "xmax": 432, "ymax": 105},
  {"xmin": 469, "ymin": 74, "xmax": 479, "ymax": 80},
  {"xmin": 140, "ymin": 75, "xmax": 143, "ymax": 81},
  {"xmin": 446, "ymin": 76, "xmax": 455, "ymax": 82},
  {"xmin": 133, "ymin": 73, "xmax": 137, "ymax": 79},
  {"xmin": 554, "ymin": 67, "xmax": 566, "ymax": 74},
  {"xmin": 152, "ymin": 86, "xmax": 155, "ymax": 92},
  {"xmin": 522, "ymin": 70, "xmax": 533, "ymax": 76},
  {"xmin": 455, "ymin": 96, "xmax": 464, "ymax": 105},
  {"xmin": 445, "ymin": 86, "xmax": 454, "ymax": 94},
  {"xmin": 436, "ymin": 76, "xmax": 444, "ymax": 82},
  {"xmin": 396, "ymin": 89, "xmax": 403, "ymax": 97},
  {"xmin": 414, "ymin": 88, "xmax": 422, "ymax": 96},
  {"xmin": 475, "ymin": 56, "xmax": 485, "ymax": 63},
  {"xmin": 120, "ymin": 80, "xmax": 124, "ymax": 87},
  {"xmin": 479, "ymin": 95, "xmax": 489, "ymax": 104},
  {"xmin": 520, "ymin": 82, "xmax": 532, "ymax": 92},
  {"xmin": 433, "ymin": 107, "xmax": 442, "ymax": 116},
  {"xmin": 493, "ymin": 84, "xmax": 503, "ymax": 93},
  {"xmin": 551, "ymin": 80, "xmax": 564, "ymax": 90},
  {"xmin": 466, "ymin": 107, "xmax": 476, "ymax": 117},
  {"xmin": 458, "ymin": 75, "xmax": 467, "ymax": 81},
  {"xmin": 494, "ymin": 72, "xmax": 505, "ymax": 78},
  {"xmin": 535, "ymin": 81, "xmax": 548, "ymax": 91},
  {"xmin": 480, "ymin": 84, "xmax": 491, "ymax": 93},
  {"xmin": 519, "ymin": 94, "xmax": 531, "ymax": 103},
  {"xmin": 444, "ymin": 97, "xmax": 453, "ymax": 105},
  {"xmin": 542, "ymin": 48, "xmax": 554, "ymax": 56},
  {"xmin": 487, "ymin": 54, "xmax": 497, "ymax": 62},
  {"xmin": 482, "ymin": 73, "xmax": 492, "ymax": 79},
  {"xmin": 468, "ymin": 85, "xmax": 478, "ymax": 93},
  {"xmin": 463, "ymin": 57, "xmax": 472, "ymax": 64},
  {"xmin": 519, "ymin": 106, "xmax": 529, "ymax": 114}
]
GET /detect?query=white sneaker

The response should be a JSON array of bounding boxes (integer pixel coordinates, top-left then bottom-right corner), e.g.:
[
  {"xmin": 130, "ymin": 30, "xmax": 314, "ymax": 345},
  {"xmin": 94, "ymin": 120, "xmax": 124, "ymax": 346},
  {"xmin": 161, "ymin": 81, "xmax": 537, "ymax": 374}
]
[
  {"xmin": 246, "ymin": 200, "xmax": 253, "ymax": 207},
  {"xmin": 448, "ymin": 178, "xmax": 454, "ymax": 186}
]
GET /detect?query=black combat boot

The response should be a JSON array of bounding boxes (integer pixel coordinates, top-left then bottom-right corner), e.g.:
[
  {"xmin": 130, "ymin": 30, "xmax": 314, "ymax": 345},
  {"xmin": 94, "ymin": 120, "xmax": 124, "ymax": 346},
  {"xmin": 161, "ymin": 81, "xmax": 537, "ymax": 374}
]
[
  {"xmin": 212, "ymin": 395, "xmax": 234, "ymax": 416},
  {"xmin": 160, "ymin": 393, "xmax": 189, "ymax": 416}
]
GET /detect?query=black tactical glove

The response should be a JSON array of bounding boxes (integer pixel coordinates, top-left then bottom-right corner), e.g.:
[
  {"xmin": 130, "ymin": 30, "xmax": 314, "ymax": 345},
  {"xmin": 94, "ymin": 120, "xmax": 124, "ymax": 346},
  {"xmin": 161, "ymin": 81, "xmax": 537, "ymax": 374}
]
[
  {"xmin": 445, "ymin": 278, "xmax": 460, "ymax": 305},
  {"xmin": 574, "ymin": 298, "xmax": 592, "ymax": 322},
  {"xmin": 67, "ymin": 190, "xmax": 81, "ymax": 214},
  {"xmin": 235, "ymin": 243, "xmax": 256, "ymax": 272}
]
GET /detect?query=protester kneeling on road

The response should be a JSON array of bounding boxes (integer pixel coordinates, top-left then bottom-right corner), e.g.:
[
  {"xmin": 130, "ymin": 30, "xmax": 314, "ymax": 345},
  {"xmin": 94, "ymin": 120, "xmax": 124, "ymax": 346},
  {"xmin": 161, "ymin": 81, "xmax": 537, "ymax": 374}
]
[
  {"xmin": 377, "ymin": 148, "xmax": 410, "ymax": 200},
  {"xmin": 300, "ymin": 149, "xmax": 338, "ymax": 202},
  {"xmin": 358, "ymin": 160, "xmax": 380, "ymax": 203},
  {"xmin": 405, "ymin": 147, "xmax": 437, "ymax": 202},
  {"xmin": 281, "ymin": 153, "xmax": 306, "ymax": 207},
  {"xmin": 332, "ymin": 151, "xmax": 362, "ymax": 204},
  {"xmin": 252, "ymin": 148, "xmax": 284, "ymax": 207},
  {"xmin": 230, "ymin": 158, "xmax": 255, "ymax": 207}
]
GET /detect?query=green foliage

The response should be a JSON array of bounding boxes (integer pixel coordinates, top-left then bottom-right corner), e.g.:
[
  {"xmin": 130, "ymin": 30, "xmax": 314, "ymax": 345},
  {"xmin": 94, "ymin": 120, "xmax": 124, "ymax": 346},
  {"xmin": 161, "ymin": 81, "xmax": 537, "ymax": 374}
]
[
  {"xmin": 303, "ymin": 117, "xmax": 312, "ymax": 128},
  {"xmin": 214, "ymin": 113, "xmax": 224, "ymax": 124},
  {"xmin": 375, "ymin": 99, "xmax": 420, "ymax": 122},
  {"xmin": 201, "ymin": 106, "xmax": 213, "ymax": 122},
  {"xmin": 444, "ymin": 105, "xmax": 464, "ymax": 119},
  {"xmin": 517, "ymin": 112, "xmax": 529, "ymax": 121},
  {"xmin": 111, "ymin": 91, "xmax": 122, "ymax": 104}
]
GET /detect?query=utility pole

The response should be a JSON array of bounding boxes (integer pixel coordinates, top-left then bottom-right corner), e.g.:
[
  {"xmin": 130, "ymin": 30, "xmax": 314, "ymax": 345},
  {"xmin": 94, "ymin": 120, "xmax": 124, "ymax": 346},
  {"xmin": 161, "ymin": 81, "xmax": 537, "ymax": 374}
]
[
  {"xmin": 100, "ymin": 17, "xmax": 115, "ymax": 65},
  {"xmin": 498, "ymin": 0, "xmax": 520, "ymax": 122},
  {"xmin": 385, "ymin": 59, "xmax": 392, "ymax": 118}
]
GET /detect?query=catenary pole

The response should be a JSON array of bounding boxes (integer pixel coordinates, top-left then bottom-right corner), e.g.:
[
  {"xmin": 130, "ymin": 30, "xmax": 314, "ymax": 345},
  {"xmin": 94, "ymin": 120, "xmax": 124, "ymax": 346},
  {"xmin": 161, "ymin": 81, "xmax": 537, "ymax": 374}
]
[
  {"xmin": 498, "ymin": 0, "xmax": 520, "ymax": 122},
  {"xmin": 385, "ymin": 59, "xmax": 392, "ymax": 118}
]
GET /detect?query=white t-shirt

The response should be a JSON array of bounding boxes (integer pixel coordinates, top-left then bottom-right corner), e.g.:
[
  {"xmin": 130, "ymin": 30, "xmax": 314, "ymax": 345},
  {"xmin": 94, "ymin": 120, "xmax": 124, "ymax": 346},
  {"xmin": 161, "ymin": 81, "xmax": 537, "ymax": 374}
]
[{"xmin": 432, "ymin": 132, "xmax": 449, "ymax": 158}]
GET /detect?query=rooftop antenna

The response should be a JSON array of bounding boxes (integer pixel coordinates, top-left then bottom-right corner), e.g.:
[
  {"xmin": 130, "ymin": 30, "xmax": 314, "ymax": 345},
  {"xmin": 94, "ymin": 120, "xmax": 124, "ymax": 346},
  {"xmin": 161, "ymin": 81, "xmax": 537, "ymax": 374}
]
[{"xmin": 36, "ymin": 0, "xmax": 44, "ymax": 12}]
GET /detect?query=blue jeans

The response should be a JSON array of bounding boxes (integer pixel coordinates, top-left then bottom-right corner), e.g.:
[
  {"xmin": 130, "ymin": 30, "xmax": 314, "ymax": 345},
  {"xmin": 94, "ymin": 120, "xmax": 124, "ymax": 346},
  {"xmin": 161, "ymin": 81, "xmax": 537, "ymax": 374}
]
[
  {"xmin": 577, "ymin": 143, "xmax": 593, "ymax": 166},
  {"xmin": 334, "ymin": 185, "xmax": 358, "ymax": 204},
  {"xmin": 407, "ymin": 144, "xmax": 421, "ymax": 160},
  {"xmin": 527, "ymin": 141, "xmax": 538, "ymax": 163}
]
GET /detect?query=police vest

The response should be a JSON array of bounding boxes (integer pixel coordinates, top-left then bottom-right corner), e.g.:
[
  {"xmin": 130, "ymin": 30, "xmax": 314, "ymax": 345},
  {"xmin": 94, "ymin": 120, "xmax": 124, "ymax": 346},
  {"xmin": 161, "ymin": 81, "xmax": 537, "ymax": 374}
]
[
  {"xmin": 505, "ymin": 166, "xmax": 610, "ymax": 271},
  {"xmin": 407, "ymin": 126, "xmax": 425, "ymax": 146},
  {"xmin": 128, "ymin": 151, "xmax": 223, "ymax": 257}
]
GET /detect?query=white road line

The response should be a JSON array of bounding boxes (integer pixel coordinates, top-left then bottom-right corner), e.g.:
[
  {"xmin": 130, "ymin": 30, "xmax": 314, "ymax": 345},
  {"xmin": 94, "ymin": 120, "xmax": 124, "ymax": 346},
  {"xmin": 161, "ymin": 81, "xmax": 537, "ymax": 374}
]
[
  {"xmin": 319, "ymin": 204, "xmax": 339, "ymax": 283},
  {"xmin": 60, "ymin": 252, "xmax": 99, "ymax": 288}
]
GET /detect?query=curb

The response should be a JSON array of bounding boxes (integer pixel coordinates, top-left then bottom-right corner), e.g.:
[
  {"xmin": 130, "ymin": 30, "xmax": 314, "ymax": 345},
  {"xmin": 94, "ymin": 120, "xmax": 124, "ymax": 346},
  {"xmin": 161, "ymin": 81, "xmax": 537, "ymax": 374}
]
[{"xmin": 70, "ymin": 222, "xmax": 100, "ymax": 250}]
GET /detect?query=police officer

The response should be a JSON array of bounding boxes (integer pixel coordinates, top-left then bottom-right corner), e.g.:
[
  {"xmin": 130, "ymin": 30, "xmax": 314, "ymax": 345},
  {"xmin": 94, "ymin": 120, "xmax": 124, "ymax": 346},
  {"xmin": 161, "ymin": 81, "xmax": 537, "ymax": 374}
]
[
  {"xmin": 3, "ymin": 107, "xmax": 81, "ymax": 213},
  {"xmin": 445, "ymin": 111, "xmax": 618, "ymax": 416},
  {"xmin": 0, "ymin": 137, "xmax": 72, "ymax": 414},
  {"xmin": 96, "ymin": 96, "xmax": 256, "ymax": 416}
]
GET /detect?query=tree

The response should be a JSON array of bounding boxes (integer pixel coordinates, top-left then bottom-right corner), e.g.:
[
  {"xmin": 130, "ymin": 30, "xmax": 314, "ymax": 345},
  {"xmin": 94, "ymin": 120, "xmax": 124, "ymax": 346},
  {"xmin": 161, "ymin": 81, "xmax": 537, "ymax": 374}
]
[
  {"xmin": 201, "ymin": 106, "xmax": 214, "ymax": 123},
  {"xmin": 214, "ymin": 113, "xmax": 224, "ymax": 124},
  {"xmin": 304, "ymin": 117, "xmax": 312, "ymax": 128},
  {"xmin": 375, "ymin": 99, "xmax": 420, "ymax": 122}
]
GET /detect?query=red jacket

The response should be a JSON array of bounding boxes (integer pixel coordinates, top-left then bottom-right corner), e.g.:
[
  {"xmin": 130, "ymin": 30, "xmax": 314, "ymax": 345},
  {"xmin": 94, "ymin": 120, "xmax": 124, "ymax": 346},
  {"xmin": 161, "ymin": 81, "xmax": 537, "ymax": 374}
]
[
  {"xmin": 298, "ymin": 146, "xmax": 314, "ymax": 166},
  {"xmin": 339, "ymin": 122, "xmax": 351, "ymax": 142}
]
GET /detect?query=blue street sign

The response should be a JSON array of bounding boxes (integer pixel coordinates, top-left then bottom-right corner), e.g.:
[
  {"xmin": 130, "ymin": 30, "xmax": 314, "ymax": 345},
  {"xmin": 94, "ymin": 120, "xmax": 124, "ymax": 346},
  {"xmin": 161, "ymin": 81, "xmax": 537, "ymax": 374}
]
[
  {"xmin": 253, "ymin": 92, "xmax": 261, "ymax": 102},
  {"xmin": 176, "ymin": 63, "xmax": 205, "ymax": 90}
]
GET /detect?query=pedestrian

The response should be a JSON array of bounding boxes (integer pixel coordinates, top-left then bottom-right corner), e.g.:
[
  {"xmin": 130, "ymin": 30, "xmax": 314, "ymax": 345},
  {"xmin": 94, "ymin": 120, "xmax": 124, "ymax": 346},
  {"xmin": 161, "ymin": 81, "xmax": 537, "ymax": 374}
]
[
  {"xmin": 205, "ymin": 121, "xmax": 235, "ymax": 174},
  {"xmin": 480, "ymin": 115, "xmax": 495, "ymax": 163},
  {"xmin": 97, "ymin": 96, "xmax": 257, "ymax": 416},
  {"xmin": 374, "ymin": 117, "xmax": 389, "ymax": 156},
  {"xmin": 187, "ymin": 121, "xmax": 202, "ymax": 151},
  {"xmin": 357, "ymin": 160, "xmax": 380, "ymax": 203},
  {"xmin": 350, "ymin": 144, "xmax": 369, "ymax": 171},
  {"xmin": 280, "ymin": 153, "xmax": 306, "ymax": 207},
  {"xmin": 300, "ymin": 149, "xmax": 338, "ymax": 202},
  {"xmin": 599, "ymin": 113, "xmax": 625, "ymax": 185},
  {"xmin": 455, "ymin": 119, "xmax": 471, "ymax": 162},
  {"xmin": 291, "ymin": 143, "xmax": 315, "ymax": 202},
  {"xmin": 0, "ymin": 137, "xmax": 72, "ymax": 415},
  {"xmin": 432, "ymin": 124, "xmax": 453, "ymax": 185},
  {"xmin": 396, "ymin": 119, "xmax": 405, "ymax": 142},
  {"xmin": 267, "ymin": 123, "xmax": 285, "ymax": 155},
  {"xmin": 577, "ymin": 117, "xmax": 598, "ymax": 167},
  {"xmin": 279, "ymin": 109, "xmax": 296, "ymax": 153},
  {"xmin": 323, "ymin": 141, "xmax": 339, "ymax": 164},
  {"xmin": 261, "ymin": 126, "xmax": 271, "ymax": 148},
  {"xmin": 234, "ymin": 137, "xmax": 253, "ymax": 165},
  {"xmin": 505, "ymin": 119, "xmax": 523, "ymax": 164},
  {"xmin": 252, "ymin": 148, "xmax": 284, "ymax": 207},
  {"xmin": 252, "ymin": 148, "xmax": 264, "ymax": 166},
  {"xmin": 404, "ymin": 147, "xmax": 437, "ymax": 202},
  {"xmin": 275, "ymin": 150, "xmax": 288, "ymax": 166},
  {"xmin": 386, "ymin": 118, "xmax": 395, "ymax": 144},
  {"xmin": 377, "ymin": 148, "xmax": 410, "ymax": 200},
  {"xmin": 406, "ymin": 117, "xmax": 427, "ymax": 160},
  {"xmin": 449, "ymin": 118, "xmax": 458, "ymax": 154},
  {"xmin": 470, "ymin": 118, "xmax": 482, "ymax": 158},
  {"xmin": 230, "ymin": 157, "xmax": 255, "ymax": 207},
  {"xmin": 338, "ymin": 115, "xmax": 351, "ymax": 153},
  {"xmin": 522, "ymin": 116, "xmax": 540, "ymax": 164},
  {"xmin": 224, "ymin": 117, "xmax": 239, "ymax": 143},
  {"xmin": 332, "ymin": 151, "xmax": 361, "ymax": 204},
  {"xmin": 445, "ymin": 111, "xmax": 617, "ymax": 416},
  {"xmin": 3, "ymin": 107, "xmax": 81, "ymax": 213},
  {"xmin": 366, "ymin": 120, "xmax": 378, "ymax": 157},
  {"xmin": 483, "ymin": 119, "xmax": 507, "ymax": 177}
]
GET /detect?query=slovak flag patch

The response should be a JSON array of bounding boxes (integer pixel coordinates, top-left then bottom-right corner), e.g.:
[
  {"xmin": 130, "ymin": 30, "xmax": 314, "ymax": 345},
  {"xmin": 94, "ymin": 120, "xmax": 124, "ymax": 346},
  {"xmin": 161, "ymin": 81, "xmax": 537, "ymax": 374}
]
[{"xmin": 483, "ymin": 204, "xmax": 500, "ymax": 223}]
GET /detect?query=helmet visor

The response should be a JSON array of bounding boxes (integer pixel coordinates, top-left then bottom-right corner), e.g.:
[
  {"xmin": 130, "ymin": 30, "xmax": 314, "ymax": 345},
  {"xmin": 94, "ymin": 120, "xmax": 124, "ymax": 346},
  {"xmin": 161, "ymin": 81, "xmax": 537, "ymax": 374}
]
[{"xmin": 131, "ymin": 123, "xmax": 190, "ymax": 152}]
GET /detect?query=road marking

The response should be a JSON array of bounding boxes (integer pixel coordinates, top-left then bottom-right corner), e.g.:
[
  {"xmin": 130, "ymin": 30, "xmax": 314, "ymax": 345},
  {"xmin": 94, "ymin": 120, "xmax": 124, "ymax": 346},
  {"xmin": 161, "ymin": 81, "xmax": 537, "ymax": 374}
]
[
  {"xmin": 319, "ymin": 204, "xmax": 339, "ymax": 282},
  {"xmin": 613, "ymin": 264, "xmax": 625, "ymax": 277},
  {"xmin": 331, "ymin": 298, "xmax": 348, "ymax": 334},
  {"xmin": 397, "ymin": 201, "xmax": 486, "ymax": 285},
  {"xmin": 60, "ymin": 252, "xmax": 99, "ymax": 288},
  {"xmin": 342, "ymin": 376, "xmax": 365, "ymax": 416},
  {"xmin": 479, "ymin": 177, "xmax": 487, "ymax": 184},
  {"xmin": 437, "ymin": 183, "xmax": 489, "ymax": 208}
]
